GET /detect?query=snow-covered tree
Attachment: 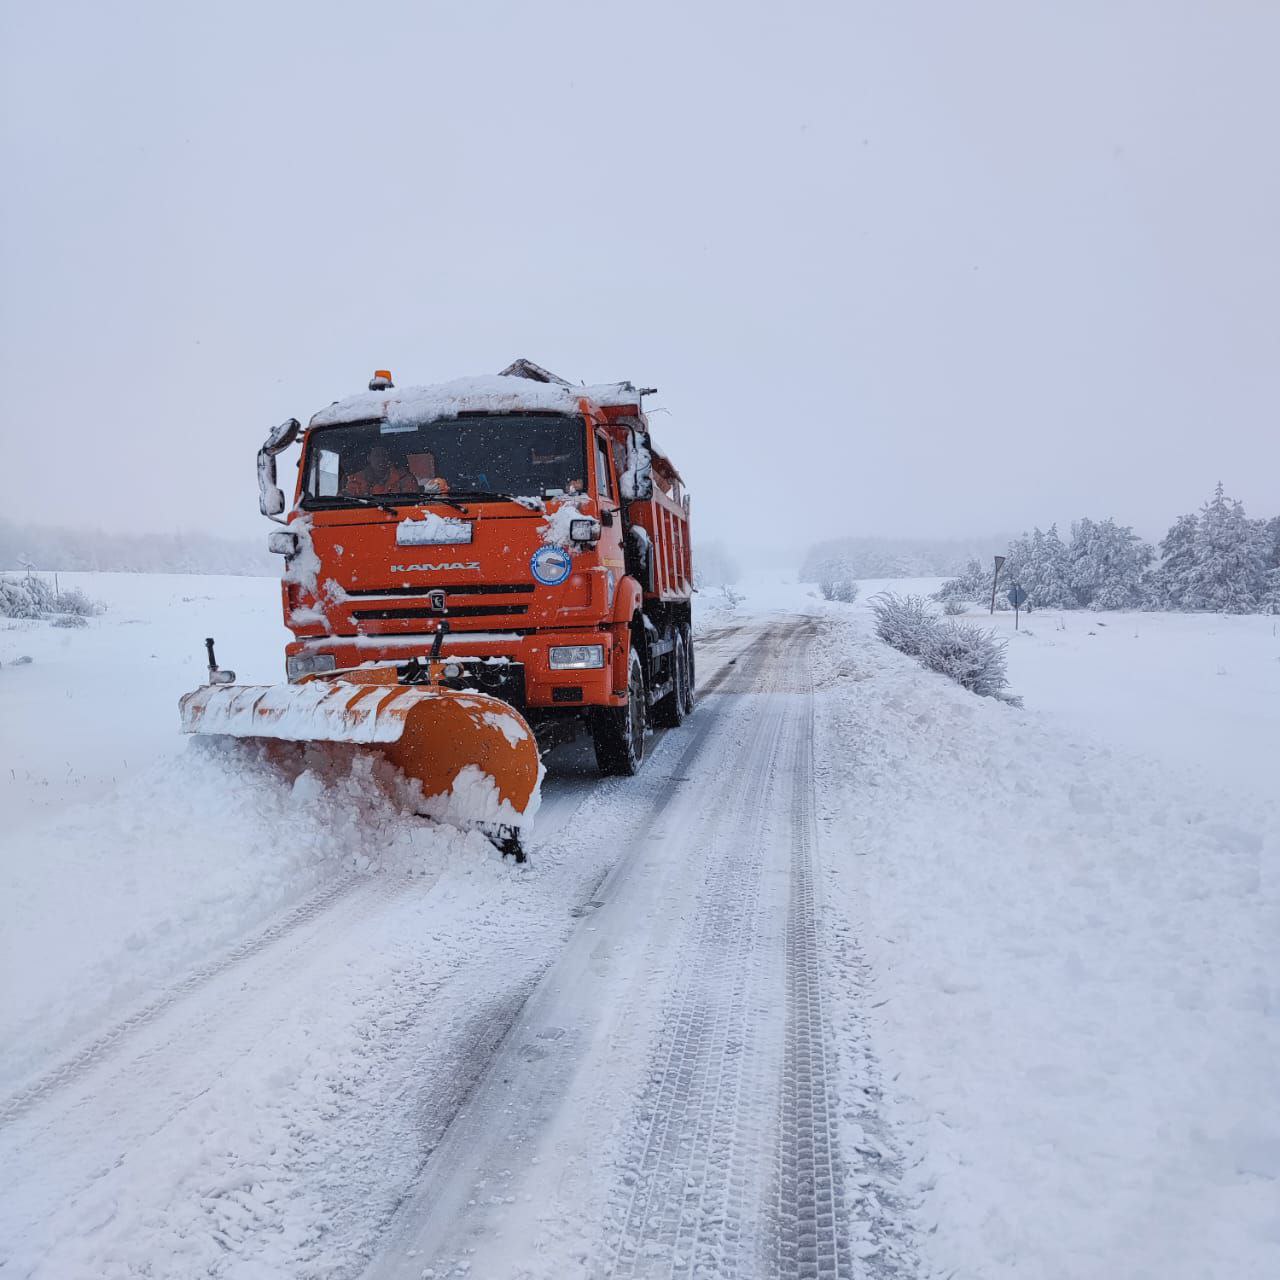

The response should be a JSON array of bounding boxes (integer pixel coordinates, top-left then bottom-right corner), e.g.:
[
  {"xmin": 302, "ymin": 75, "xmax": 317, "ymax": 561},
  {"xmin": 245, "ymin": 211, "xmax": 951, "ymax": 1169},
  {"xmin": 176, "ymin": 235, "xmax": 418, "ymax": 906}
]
[
  {"xmin": 1001, "ymin": 525, "xmax": 1074, "ymax": 610},
  {"xmin": 1260, "ymin": 515, "xmax": 1280, "ymax": 576},
  {"xmin": 1033, "ymin": 523, "xmax": 1074, "ymax": 607},
  {"xmin": 1151, "ymin": 511, "xmax": 1200, "ymax": 609},
  {"xmin": 1067, "ymin": 517, "xmax": 1153, "ymax": 609},
  {"xmin": 1181, "ymin": 484, "xmax": 1270, "ymax": 613},
  {"xmin": 1263, "ymin": 517, "xmax": 1280, "ymax": 614},
  {"xmin": 933, "ymin": 556, "xmax": 995, "ymax": 610}
]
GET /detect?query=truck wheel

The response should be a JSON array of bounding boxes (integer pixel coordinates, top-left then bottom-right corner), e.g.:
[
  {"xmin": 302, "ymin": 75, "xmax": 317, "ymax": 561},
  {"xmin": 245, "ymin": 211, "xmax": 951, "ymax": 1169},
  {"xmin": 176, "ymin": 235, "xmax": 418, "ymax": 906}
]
[
  {"xmin": 592, "ymin": 647, "xmax": 646, "ymax": 775},
  {"xmin": 652, "ymin": 630, "xmax": 689, "ymax": 728}
]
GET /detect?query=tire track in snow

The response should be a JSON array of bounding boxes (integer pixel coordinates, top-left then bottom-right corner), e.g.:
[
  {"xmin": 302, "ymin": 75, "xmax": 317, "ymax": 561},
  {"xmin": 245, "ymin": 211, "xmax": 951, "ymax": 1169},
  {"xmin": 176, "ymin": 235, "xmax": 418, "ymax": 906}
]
[
  {"xmin": 0, "ymin": 869, "xmax": 373, "ymax": 1128},
  {"xmin": 603, "ymin": 619, "xmax": 854, "ymax": 1278},
  {"xmin": 772, "ymin": 648, "xmax": 851, "ymax": 1278},
  {"xmin": 363, "ymin": 622, "xmax": 794, "ymax": 1279},
  {"xmin": 607, "ymin": 629, "xmax": 800, "ymax": 1276}
]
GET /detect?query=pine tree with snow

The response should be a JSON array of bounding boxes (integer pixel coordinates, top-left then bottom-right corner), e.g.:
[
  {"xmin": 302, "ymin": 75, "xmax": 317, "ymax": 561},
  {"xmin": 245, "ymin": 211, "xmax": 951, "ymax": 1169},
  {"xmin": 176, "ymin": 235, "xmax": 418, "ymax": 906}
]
[
  {"xmin": 1262, "ymin": 515, "xmax": 1280, "ymax": 573},
  {"xmin": 1009, "ymin": 525, "xmax": 1075, "ymax": 609},
  {"xmin": 1185, "ymin": 483, "xmax": 1269, "ymax": 613},
  {"xmin": 1262, "ymin": 567, "xmax": 1280, "ymax": 615},
  {"xmin": 1152, "ymin": 511, "xmax": 1200, "ymax": 609},
  {"xmin": 1000, "ymin": 532, "xmax": 1035, "ymax": 609},
  {"xmin": 933, "ymin": 556, "xmax": 993, "ymax": 610},
  {"xmin": 1035, "ymin": 523, "xmax": 1075, "ymax": 607},
  {"xmin": 1067, "ymin": 517, "xmax": 1153, "ymax": 609},
  {"xmin": 1263, "ymin": 517, "xmax": 1280, "ymax": 615}
]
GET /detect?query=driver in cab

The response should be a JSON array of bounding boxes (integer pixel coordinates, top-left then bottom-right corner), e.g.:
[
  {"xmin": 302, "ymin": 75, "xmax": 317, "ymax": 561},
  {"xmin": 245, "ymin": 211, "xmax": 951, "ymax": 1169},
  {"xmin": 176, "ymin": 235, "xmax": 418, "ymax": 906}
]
[{"xmin": 345, "ymin": 445, "xmax": 449, "ymax": 498}]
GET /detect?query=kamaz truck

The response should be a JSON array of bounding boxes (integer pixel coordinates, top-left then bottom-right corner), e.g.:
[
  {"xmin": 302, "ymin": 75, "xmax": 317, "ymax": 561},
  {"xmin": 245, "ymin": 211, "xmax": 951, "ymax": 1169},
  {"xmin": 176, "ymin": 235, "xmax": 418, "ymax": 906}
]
[{"xmin": 180, "ymin": 360, "xmax": 694, "ymax": 853}]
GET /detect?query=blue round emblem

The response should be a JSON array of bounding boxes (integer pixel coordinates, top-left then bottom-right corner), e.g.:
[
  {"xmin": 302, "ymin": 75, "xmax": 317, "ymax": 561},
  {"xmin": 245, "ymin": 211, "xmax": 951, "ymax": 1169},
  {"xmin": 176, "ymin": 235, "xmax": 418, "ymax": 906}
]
[{"xmin": 531, "ymin": 545, "xmax": 572, "ymax": 586}]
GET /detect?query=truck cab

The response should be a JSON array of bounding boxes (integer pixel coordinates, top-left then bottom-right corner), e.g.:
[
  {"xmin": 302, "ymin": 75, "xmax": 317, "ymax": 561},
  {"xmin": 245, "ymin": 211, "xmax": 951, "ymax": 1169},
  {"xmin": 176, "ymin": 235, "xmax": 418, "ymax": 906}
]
[{"xmin": 258, "ymin": 362, "xmax": 694, "ymax": 775}]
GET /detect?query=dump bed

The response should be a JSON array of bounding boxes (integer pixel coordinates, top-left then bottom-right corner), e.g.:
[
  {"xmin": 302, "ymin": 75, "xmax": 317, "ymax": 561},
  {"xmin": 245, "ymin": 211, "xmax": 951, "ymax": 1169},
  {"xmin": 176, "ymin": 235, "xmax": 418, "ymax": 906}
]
[{"xmin": 626, "ymin": 450, "xmax": 692, "ymax": 602}]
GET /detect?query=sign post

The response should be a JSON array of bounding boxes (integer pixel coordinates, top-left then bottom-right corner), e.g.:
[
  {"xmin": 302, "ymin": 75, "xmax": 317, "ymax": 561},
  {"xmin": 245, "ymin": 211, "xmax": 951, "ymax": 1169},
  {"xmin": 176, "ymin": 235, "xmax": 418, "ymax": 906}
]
[
  {"xmin": 1007, "ymin": 583, "xmax": 1027, "ymax": 630},
  {"xmin": 990, "ymin": 555, "xmax": 1006, "ymax": 615}
]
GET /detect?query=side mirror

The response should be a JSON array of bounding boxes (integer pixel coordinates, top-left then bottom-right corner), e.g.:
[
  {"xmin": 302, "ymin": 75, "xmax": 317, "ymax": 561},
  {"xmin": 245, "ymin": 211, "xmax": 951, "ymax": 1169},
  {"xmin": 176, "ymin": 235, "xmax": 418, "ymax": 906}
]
[
  {"xmin": 257, "ymin": 418, "xmax": 301, "ymax": 521},
  {"xmin": 621, "ymin": 427, "xmax": 654, "ymax": 501}
]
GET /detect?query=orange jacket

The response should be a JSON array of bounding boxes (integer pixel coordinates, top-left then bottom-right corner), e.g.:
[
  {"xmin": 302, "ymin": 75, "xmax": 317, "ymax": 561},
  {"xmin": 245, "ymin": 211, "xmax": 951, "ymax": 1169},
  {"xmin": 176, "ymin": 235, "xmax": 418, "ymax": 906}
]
[{"xmin": 345, "ymin": 465, "xmax": 418, "ymax": 496}]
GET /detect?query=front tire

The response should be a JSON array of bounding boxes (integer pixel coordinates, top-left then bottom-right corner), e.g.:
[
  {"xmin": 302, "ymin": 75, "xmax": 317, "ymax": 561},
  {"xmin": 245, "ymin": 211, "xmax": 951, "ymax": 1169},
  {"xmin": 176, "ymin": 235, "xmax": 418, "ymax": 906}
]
[{"xmin": 592, "ymin": 646, "xmax": 646, "ymax": 776}]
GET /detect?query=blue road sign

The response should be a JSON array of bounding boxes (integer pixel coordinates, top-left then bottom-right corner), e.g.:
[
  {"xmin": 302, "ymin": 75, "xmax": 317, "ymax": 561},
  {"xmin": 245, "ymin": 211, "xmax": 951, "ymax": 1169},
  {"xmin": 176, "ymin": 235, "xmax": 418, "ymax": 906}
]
[{"xmin": 1007, "ymin": 585, "xmax": 1028, "ymax": 607}]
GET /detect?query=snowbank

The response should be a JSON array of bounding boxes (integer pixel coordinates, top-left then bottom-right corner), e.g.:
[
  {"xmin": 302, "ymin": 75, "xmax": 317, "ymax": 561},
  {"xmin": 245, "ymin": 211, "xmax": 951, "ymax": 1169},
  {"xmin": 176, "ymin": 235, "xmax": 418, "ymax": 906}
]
[
  {"xmin": 811, "ymin": 604, "xmax": 1280, "ymax": 1279},
  {"xmin": 0, "ymin": 735, "xmax": 490, "ymax": 1093}
]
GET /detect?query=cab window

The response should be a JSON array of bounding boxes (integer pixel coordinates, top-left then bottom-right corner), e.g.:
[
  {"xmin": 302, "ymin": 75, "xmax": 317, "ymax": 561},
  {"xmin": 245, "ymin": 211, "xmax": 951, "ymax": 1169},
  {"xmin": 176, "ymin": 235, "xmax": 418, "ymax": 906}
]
[{"xmin": 595, "ymin": 434, "xmax": 615, "ymax": 500}]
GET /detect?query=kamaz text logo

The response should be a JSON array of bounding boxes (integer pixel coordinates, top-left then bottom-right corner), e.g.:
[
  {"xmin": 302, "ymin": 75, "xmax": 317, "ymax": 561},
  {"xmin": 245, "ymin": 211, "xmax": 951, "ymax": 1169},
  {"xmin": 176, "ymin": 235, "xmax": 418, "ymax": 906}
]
[{"xmin": 390, "ymin": 562, "xmax": 481, "ymax": 573}]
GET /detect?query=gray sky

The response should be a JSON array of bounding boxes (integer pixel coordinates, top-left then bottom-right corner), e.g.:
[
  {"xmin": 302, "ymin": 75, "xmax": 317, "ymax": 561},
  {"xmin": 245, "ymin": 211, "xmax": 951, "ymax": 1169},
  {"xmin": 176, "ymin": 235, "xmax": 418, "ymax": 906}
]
[{"xmin": 2, "ymin": 1, "xmax": 1277, "ymax": 555}]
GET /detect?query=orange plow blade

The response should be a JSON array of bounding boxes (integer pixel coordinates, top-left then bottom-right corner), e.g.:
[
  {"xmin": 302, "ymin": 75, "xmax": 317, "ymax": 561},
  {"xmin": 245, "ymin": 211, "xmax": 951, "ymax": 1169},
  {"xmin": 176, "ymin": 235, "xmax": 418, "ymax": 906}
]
[{"xmin": 179, "ymin": 679, "xmax": 542, "ymax": 829}]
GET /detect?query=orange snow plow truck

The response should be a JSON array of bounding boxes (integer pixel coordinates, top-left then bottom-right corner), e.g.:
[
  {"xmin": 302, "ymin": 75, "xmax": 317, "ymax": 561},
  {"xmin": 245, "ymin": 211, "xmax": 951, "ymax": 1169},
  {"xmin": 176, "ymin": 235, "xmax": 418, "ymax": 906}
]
[{"xmin": 179, "ymin": 360, "xmax": 694, "ymax": 857}]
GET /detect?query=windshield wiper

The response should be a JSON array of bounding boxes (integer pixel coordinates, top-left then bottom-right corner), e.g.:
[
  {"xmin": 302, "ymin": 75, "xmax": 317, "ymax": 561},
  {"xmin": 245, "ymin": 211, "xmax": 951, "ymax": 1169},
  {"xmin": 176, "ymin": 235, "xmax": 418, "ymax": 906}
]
[
  {"xmin": 414, "ymin": 490, "xmax": 470, "ymax": 513},
  {"xmin": 448, "ymin": 490, "xmax": 542, "ymax": 507},
  {"xmin": 307, "ymin": 492, "xmax": 469, "ymax": 515},
  {"xmin": 307, "ymin": 494, "xmax": 400, "ymax": 515}
]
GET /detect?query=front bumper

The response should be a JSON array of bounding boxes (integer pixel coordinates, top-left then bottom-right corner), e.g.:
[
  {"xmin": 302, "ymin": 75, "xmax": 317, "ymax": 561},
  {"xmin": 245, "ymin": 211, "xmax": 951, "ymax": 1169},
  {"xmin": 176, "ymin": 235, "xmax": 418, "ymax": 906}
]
[{"xmin": 284, "ymin": 628, "xmax": 623, "ymax": 709}]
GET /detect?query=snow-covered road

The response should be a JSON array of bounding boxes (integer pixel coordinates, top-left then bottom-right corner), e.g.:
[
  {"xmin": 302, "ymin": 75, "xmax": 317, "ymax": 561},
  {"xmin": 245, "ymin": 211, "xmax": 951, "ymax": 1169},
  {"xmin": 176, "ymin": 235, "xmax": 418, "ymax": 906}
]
[
  {"xmin": 3, "ymin": 615, "xmax": 897, "ymax": 1278},
  {"xmin": 3, "ymin": 574, "xmax": 1277, "ymax": 1279},
  {"xmin": 367, "ymin": 615, "xmax": 909, "ymax": 1278}
]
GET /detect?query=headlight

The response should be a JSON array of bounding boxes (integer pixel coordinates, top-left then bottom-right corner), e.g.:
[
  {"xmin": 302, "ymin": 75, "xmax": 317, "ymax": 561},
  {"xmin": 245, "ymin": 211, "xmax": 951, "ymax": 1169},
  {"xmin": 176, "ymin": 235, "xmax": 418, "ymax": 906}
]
[
  {"xmin": 287, "ymin": 653, "xmax": 337, "ymax": 680},
  {"xmin": 268, "ymin": 531, "xmax": 300, "ymax": 556},
  {"xmin": 569, "ymin": 517, "xmax": 602, "ymax": 544},
  {"xmin": 549, "ymin": 644, "xmax": 605, "ymax": 670}
]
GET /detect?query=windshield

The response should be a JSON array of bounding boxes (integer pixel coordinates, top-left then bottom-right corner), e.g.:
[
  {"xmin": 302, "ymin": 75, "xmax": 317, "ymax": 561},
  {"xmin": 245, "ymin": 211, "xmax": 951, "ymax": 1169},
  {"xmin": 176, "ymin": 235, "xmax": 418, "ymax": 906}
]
[{"xmin": 300, "ymin": 414, "xmax": 588, "ymax": 506}]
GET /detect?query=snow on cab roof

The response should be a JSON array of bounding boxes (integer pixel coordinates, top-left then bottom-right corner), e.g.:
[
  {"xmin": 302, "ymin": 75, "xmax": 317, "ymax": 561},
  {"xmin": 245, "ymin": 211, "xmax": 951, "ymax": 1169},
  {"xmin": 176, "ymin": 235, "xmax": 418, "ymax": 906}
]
[{"xmin": 309, "ymin": 373, "xmax": 643, "ymax": 430}]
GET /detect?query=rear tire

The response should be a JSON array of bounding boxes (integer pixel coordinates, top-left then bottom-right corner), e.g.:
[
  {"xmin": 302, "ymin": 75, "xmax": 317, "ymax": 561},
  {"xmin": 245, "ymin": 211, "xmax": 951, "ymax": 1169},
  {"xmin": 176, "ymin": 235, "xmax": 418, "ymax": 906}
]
[
  {"xmin": 592, "ymin": 647, "xmax": 646, "ymax": 775},
  {"xmin": 652, "ymin": 630, "xmax": 690, "ymax": 728},
  {"xmin": 680, "ymin": 625, "xmax": 695, "ymax": 717}
]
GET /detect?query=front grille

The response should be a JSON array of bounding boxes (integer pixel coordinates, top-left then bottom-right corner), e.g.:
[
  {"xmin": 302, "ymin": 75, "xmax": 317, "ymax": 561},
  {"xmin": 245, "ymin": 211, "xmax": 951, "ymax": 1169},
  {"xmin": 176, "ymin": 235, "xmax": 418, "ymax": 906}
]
[
  {"xmin": 345, "ymin": 583, "xmax": 534, "ymax": 598},
  {"xmin": 351, "ymin": 604, "xmax": 530, "ymax": 622}
]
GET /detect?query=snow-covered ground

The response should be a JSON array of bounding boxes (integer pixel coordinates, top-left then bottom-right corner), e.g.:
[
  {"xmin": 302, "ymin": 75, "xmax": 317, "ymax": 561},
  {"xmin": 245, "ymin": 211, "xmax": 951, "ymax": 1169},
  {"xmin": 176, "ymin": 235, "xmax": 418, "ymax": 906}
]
[
  {"xmin": 809, "ymin": 592, "xmax": 1279, "ymax": 1279},
  {"xmin": 1, "ymin": 570, "xmax": 1276, "ymax": 1278},
  {"xmin": 994, "ymin": 604, "xmax": 1280, "ymax": 793}
]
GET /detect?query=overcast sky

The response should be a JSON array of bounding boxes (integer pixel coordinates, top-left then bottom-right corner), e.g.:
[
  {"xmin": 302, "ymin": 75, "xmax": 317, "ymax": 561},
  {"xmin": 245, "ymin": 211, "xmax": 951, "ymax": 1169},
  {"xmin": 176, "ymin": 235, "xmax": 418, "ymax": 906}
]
[{"xmin": 2, "ymin": 1, "xmax": 1276, "ymax": 557}]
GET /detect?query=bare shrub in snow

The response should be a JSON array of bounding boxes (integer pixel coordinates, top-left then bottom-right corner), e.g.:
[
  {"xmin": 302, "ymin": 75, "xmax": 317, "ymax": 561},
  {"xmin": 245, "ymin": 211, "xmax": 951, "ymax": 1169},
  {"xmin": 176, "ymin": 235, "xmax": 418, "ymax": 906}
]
[
  {"xmin": 870, "ymin": 592, "xmax": 937, "ymax": 656},
  {"xmin": 872, "ymin": 592, "xmax": 1017, "ymax": 702},
  {"xmin": 820, "ymin": 578, "xmax": 859, "ymax": 603},
  {"xmin": 52, "ymin": 586, "xmax": 100, "ymax": 616},
  {"xmin": 942, "ymin": 597, "xmax": 967, "ymax": 615},
  {"xmin": 921, "ymin": 620, "xmax": 1016, "ymax": 701}
]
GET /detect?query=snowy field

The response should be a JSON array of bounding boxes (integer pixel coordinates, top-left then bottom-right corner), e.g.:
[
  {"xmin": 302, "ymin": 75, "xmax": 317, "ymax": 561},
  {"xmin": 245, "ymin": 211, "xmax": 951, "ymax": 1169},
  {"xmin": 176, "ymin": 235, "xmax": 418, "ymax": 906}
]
[{"xmin": 1, "ymin": 570, "xmax": 1277, "ymax": 1278}]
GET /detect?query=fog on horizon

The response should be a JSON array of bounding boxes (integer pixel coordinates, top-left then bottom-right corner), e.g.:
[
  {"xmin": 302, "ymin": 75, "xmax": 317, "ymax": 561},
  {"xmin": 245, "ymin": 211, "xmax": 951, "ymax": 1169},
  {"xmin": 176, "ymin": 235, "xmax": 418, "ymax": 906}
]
[{"xmin": 2, "ymin": 1, "xmax": 1276, "ymax": 556}]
